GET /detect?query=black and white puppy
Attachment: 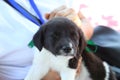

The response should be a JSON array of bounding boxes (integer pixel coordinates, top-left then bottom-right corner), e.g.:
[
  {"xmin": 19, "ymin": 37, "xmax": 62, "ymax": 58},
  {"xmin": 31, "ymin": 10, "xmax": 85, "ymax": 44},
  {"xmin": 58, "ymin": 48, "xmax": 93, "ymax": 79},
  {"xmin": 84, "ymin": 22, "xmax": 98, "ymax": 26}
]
[
  {"xmin": 25, "ymin": 17, "xmax": 116, "ymax": 80},
  {"xmin": 25, "ymin": 17, "xmax": 85, "ymax": 80}
]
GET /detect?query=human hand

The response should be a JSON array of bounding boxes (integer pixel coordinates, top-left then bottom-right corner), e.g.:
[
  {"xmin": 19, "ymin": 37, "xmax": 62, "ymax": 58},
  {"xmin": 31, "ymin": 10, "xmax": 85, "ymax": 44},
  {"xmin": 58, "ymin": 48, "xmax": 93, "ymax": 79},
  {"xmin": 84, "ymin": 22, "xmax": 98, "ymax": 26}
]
[
  {"xmin": 45, "ymin": 5, "xmax": 94, "ymax": 40},
  {"xmin": 78, "ymin": 11, "xmax": 94, "ymax": 40},
  {"xmin": 42, "ymin": 69, "xmax": 61, "ymax": 80},
  {"xmin": 45, "ymin": 5, "xmax": 82, "ymax": 28}
]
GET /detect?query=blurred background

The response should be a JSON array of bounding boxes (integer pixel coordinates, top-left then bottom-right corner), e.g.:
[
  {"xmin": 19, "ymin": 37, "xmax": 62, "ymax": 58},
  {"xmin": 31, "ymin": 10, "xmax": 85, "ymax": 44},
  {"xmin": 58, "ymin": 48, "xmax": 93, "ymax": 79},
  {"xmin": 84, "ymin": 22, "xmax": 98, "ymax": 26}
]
[{"xmin": 78, "ymin": 0, "xmax": 120, "ymax": 31}]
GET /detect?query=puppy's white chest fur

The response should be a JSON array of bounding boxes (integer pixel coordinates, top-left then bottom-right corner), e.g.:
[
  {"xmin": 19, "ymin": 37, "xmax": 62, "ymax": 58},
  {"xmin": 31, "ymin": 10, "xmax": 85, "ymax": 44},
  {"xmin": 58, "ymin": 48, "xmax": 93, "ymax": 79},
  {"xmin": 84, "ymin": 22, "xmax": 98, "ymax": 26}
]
[
  {"xmin": 25, "ymin": 47, "xmax": 76, "ymax": 80},
  {"xmin": 35, "ymin": 47, "xmax": 72, "ymax": 71}
]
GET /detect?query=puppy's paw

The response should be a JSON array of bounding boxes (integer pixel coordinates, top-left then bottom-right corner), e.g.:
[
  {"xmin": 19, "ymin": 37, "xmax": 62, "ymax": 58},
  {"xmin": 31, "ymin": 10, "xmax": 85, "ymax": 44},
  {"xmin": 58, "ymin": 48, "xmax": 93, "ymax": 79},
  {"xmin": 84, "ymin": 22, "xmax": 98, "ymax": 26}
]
[{"xmin": 68, "ymin": 57, "xmax": 78, "ymax": 69}]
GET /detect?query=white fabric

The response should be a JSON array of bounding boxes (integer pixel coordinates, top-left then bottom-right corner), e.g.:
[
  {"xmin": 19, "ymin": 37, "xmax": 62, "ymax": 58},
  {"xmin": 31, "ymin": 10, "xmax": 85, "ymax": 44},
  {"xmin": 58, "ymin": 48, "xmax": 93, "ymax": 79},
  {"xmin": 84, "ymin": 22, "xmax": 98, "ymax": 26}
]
[{"xmin": 0, "ymin": 0, "xmax": 80, "ymax": 80}]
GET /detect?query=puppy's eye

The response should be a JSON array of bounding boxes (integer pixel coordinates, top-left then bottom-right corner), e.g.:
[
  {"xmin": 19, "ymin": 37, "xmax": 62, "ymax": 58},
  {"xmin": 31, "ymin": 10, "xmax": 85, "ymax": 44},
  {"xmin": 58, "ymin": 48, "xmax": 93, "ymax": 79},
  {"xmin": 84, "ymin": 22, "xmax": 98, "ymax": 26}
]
[
  {"xmin": 71, "ymin": 32, "xmax": 78, "ymax": 39},
  {"xmin": 51, "ymin": 33, "xmax": 60, "ymax": 39},
  {"xmin": 71, "ymin": 32, "xmax": 76, "ymax": 36}
]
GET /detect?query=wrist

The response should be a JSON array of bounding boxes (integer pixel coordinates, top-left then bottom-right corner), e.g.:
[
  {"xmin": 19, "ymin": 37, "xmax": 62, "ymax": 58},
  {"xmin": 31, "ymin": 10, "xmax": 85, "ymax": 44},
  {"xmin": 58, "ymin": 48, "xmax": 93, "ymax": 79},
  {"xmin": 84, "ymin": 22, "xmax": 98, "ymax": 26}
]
[{"xmin": 79, "ymin": 19, "xmax": 94, "ymax": 40}]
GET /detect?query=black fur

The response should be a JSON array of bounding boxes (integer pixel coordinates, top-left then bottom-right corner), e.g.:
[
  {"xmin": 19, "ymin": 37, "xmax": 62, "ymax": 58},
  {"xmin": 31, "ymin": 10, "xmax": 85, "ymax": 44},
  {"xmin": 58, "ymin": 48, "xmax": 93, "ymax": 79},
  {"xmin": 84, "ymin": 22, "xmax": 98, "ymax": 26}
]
[
  {"xmin": 82, "ymin": 51, "xmax": 106, "ymax": 80},
  {"xmin": 81, "ymin": 50, "xmax": 117, "ymax": 80},
  {"xmin": 33, "ymin": 17, "xmax": 86, "ymax": 68},
  {"xmin": 33, "ymin": 17, "xmax": 117, "ymax": 80}
]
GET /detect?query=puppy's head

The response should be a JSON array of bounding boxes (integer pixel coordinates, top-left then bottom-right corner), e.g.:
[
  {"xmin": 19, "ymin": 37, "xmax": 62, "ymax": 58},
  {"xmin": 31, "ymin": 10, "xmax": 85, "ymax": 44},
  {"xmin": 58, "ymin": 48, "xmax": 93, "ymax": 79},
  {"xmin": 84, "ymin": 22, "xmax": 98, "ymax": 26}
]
[{"xmin": 33, "ymin": 17, "xmax": 86, "ymax": 58}]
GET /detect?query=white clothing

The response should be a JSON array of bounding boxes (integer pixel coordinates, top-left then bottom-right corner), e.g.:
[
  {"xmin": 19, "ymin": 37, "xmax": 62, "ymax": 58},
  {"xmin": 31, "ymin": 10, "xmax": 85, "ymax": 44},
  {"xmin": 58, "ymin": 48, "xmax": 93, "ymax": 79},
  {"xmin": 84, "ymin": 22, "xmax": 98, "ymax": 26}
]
[{"xmin": 0, "ymin": 0, "xmax": 80, "ymax": 80}]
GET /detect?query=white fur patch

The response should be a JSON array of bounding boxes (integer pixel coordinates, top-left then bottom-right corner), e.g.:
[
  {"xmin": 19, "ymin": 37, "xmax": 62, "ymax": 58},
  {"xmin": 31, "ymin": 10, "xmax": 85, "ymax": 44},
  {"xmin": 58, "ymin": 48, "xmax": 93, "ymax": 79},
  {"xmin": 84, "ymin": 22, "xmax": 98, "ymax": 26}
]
[
  {"xmin": 59, "ymin": 42, "xmax": 74, "ymax": 56},
  {"xmin": 76, "ymin": 62, "xmax": 110, "ymax": 80},
  {"xmin": 76, "ymin": 62, "xmax": 92, "ymax": 80},
  {"xmin": 24, "ymin": 47, "xmax": 76, "ymax": 80},
  {"xmin": 103, "ymin": 62, "xmax": 110, "ymax": 80},
  {"xmin": 69, "ymin": 42, "xmax": 74, "ymax": 55}
]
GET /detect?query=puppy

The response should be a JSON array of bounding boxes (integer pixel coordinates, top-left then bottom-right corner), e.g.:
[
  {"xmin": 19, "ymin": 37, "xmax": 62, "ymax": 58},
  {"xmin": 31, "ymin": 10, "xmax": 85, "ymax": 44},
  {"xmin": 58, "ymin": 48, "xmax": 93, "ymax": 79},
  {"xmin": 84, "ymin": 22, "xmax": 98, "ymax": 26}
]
[
  {"xmin": 25, "ymin": 17, "xmax": 85, "ymax": 80},
  {"xmin": 25, "ymin": 17, "xmax": 116, "ymax": 80}
]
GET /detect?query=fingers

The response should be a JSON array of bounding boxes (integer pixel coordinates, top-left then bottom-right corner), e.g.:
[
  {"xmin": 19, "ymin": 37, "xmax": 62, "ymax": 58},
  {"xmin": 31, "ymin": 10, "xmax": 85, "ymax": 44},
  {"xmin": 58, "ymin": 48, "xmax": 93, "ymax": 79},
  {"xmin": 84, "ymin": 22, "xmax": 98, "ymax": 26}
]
[
  {"xmin": 42, "ymin": 69, "xmax": 61, "ymax": 80},
  {"xmin": 44, "ymin": 5, "xmax": 94, "ymax": 40},
  {"xmin": 78, "ymin": 11, "xmax": 86, "ymax": 20},
  {"xmin": 45, "ymin": 13, "xmax": 50, "ymax": 20},
  {"xmin": 46, "ymin": 5, "xmax": 66, "ymax": 19},
  {"xmin": 78, "ymin": 11, "xmax": 94, "ymax": 40},
  {"xmin": 45, "ymin": 5, "xmax": 75, "ymax": 20},
  {"xmin": 45, "ymin": 5, "xmax": 82, "ymax": 27},
  {"xmin": 54, "ymin": 8, "xmax": 74, "ymax": 18},
  {"xmin": 50, "ymin": 5, "xmax": 66, "ymax": 18},
  {"xmin": 76, "ymin": 57, "xmax": 82, "ymax": 77}
]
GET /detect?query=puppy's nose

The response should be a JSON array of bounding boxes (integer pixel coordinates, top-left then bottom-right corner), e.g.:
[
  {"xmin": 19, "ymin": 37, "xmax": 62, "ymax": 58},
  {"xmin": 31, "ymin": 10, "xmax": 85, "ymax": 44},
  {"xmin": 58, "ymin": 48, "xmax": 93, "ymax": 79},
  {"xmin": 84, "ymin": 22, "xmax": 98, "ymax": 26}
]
[{"xmin": 62, "ymin": 46, "xmax": 72, "ymax": 53}]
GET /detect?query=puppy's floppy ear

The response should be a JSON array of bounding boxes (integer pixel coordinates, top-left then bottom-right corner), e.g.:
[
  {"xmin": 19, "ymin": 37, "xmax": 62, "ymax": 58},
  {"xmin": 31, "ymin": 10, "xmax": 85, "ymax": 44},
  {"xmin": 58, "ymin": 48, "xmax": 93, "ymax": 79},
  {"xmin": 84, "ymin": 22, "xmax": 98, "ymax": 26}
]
[
  {"xmin": 68, "ymin": 28, "xmax": 86, "ymax": 68},
  {"xmin": 77, "ymin": 28, "xmax": 87, "ymax": 58},
  {"xmin": 33, "ymin": 27, "xmax": 44, "ymax": 51}
]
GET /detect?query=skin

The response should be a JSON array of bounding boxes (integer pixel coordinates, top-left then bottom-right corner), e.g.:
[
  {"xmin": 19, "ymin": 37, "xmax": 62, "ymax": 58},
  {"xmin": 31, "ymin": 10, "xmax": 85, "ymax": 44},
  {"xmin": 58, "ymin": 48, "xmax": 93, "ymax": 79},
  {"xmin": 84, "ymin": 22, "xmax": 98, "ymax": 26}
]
[
  {"xmin": 42, "ymin": 5, "xmax": 94, "ymax": 80},
  {"xmin": 45, "ymin": 5, "xmax": 94, "ymax": 40}
]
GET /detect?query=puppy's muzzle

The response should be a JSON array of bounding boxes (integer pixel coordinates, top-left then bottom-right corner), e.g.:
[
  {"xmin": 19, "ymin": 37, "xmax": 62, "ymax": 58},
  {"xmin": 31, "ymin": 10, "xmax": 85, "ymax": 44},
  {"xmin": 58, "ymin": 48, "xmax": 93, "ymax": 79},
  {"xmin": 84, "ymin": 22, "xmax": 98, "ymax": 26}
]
[
  {"xmin": 62, "ymin": 46, "xmax": 72, "ymax": 53},
  {"xmin": 59, "ymin": 44, "xmax": 75, "ymax": 56}
]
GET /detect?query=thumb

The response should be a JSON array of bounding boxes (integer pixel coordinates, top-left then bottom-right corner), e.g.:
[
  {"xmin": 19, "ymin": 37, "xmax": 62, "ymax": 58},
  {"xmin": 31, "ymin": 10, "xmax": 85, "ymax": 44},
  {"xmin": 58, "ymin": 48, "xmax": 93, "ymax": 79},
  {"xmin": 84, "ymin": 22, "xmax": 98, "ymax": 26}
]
[
  {"xmin": 78, "ymin": 11, "xmax": 86, "ymax": 20},
  {"xmin": 45, "ymin": 13, "xmax": 50, "ymax": 20}
]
